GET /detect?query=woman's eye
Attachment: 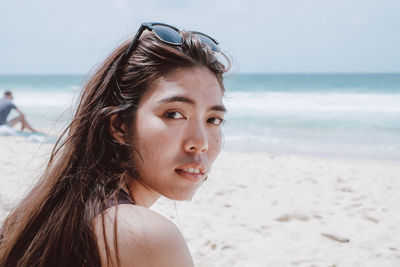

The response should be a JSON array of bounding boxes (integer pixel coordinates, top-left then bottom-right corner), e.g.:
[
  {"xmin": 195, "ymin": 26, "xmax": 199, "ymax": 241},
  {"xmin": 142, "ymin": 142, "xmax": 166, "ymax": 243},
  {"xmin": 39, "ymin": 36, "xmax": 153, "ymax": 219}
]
[
  {"xmin": 164, "ymin": 111, "xmax": 184, "ymax": 119},
  {"xmin": 207, "ymin": 117, "xmax": 225, "ymax": 126}
]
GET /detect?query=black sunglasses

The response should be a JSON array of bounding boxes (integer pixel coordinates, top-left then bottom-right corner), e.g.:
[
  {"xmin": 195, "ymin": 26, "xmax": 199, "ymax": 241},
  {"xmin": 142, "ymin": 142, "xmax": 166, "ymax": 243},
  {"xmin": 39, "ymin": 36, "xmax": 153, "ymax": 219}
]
[{"xmin": 123, "ymin": 22, "xmax": 220, "ymax": 61}]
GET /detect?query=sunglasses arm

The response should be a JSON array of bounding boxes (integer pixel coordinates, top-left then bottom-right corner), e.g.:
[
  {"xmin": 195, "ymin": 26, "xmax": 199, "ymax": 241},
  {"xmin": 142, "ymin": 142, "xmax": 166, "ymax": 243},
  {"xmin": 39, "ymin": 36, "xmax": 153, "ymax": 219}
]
[{"xmin": 125, "ymin": 24, "xmax": 150, "ymax": 57}]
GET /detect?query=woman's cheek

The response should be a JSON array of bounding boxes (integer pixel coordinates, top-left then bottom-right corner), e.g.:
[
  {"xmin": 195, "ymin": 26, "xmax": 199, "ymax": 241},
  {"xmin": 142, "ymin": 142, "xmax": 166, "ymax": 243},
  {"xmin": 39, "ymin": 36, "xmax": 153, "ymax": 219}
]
[{"xmin": 210, "ymin": 131, "xmax": 223, "ymax": 155}]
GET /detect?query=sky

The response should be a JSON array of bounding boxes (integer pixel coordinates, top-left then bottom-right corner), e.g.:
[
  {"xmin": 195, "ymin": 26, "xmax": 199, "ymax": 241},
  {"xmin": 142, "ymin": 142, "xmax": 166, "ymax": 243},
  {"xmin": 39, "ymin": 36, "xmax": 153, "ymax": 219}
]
[{"xmin": 0, "ymin": 0, "xmax": 399, "ymax": 74}]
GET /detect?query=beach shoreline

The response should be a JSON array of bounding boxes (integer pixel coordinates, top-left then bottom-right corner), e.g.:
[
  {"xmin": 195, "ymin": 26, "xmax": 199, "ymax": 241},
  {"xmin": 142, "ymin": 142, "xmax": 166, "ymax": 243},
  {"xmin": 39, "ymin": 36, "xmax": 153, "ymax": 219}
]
[{"xmin": 1, "ymin": 135, "xmax": 399, "ymax": 266}]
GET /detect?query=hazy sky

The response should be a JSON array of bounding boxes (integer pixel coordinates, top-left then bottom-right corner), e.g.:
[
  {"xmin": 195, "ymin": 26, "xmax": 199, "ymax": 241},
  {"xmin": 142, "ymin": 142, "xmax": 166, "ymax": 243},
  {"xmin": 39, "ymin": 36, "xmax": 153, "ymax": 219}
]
[{"xmin": 1, "ymin": 0, "xmax": 399, "ymax": 74}]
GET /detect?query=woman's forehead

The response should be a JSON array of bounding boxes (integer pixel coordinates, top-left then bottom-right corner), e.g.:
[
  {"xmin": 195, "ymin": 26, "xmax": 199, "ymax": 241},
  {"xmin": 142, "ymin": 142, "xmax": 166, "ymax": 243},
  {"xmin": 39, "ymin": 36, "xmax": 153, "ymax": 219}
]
[{"xmin": 140, "ymin": 66, "xmax": 223, "ymax": 107}]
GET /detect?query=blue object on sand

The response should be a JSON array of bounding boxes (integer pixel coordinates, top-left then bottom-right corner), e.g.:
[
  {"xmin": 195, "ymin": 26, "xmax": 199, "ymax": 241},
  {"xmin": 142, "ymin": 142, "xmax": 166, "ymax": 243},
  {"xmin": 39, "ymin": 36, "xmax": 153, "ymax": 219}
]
[
  {"xmin": 0, "ymin": 126, "xmax": 57, "ymax": 144},
  {"xmin": 16, "ymin": 131, "xmax": 57, "ymax": 144}
]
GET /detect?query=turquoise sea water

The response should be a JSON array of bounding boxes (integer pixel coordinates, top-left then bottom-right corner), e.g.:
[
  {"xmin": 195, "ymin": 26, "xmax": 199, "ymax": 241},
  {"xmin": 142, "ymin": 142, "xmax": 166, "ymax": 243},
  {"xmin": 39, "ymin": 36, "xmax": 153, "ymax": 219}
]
[{"xmin": 1, "ymin": 74, "xmax": 399, "ymax": 160}]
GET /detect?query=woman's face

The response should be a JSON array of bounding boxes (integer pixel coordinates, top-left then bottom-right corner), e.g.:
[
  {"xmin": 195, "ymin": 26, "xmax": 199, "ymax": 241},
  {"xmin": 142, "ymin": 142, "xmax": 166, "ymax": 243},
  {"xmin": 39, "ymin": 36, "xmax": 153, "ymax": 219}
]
[{"xmin": 130, "ymin": 66, "xmax": 225, "ymax": 201}]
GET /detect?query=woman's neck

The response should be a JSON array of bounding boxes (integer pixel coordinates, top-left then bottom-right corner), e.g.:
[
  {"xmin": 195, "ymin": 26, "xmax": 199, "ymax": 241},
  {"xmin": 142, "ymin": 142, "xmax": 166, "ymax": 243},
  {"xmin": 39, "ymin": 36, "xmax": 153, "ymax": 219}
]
[{"xmin": 126, "ymin": 178, "xmax": 160, "ymax": 208}]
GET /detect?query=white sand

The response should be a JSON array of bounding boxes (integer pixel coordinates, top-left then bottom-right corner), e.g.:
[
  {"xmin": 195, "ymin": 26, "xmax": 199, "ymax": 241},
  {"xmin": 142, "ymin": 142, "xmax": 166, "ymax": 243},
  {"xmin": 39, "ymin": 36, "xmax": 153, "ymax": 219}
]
[{"xmin": 1, "ymin": 135, "xmax": 400, "ymax": 267}]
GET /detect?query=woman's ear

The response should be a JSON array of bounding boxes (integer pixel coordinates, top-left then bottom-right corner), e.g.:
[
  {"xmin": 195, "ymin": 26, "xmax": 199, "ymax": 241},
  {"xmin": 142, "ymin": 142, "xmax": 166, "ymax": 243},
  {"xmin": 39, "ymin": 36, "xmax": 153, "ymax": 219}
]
[{"xmin": 109, "ymin": 114, "xmax": 128, "ymax": 143}]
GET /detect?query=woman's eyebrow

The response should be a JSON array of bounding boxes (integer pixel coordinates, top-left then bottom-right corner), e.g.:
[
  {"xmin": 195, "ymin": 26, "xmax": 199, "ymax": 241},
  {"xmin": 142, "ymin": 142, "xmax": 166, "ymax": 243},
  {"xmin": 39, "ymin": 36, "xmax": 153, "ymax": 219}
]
[
  {"xmin": 158, "ymin": 96, "xmax": 226, "ymax": 113},
  {"xmin": 158, "ymin": 96, "xmax": 194, "ymax": 105},
  {"xmin": 210, "ymin": 105, "xmax": 227, "ymax": 113}
]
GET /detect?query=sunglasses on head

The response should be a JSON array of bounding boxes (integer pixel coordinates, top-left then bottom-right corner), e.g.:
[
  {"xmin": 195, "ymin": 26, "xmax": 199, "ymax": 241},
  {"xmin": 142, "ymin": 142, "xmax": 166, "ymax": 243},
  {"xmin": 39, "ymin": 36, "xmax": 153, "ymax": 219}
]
[{"xmin": 124, "ymin": 22, "xmax": 220, "ymax": 60}]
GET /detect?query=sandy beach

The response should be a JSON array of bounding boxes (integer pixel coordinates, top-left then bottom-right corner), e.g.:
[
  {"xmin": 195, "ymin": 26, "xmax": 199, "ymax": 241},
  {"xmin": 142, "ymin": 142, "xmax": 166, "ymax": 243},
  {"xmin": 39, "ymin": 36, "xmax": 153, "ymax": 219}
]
[{"xmin": 1, "ymin": 135, "xmax": 399, "ymax": 267}]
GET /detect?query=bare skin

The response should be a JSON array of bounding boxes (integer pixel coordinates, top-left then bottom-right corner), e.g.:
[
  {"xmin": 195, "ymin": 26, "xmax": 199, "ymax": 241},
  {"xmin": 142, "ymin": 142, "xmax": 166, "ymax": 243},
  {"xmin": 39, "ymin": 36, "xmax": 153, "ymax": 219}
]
[
  {"xmin": 8, "ymin": 108, "xmax": 39, "ymax": 133},
  {"xmin": 94, "ymin": 66, "xmax": 225, "ymax": 266},
  {"xmin": 94, "ymin": 205, "xmax": 194, "ymax": 267},
  {"xmin": 4, "ymin": 94, "xmax": 39, "ymax": 133}
]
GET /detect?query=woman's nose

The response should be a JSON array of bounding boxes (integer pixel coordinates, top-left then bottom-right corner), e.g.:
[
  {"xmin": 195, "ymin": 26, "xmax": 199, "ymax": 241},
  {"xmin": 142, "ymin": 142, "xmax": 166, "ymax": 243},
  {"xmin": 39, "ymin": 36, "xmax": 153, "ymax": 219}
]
[{"xmin": 184, "ymin": 121, "xmax": 209, "ymax": 153}]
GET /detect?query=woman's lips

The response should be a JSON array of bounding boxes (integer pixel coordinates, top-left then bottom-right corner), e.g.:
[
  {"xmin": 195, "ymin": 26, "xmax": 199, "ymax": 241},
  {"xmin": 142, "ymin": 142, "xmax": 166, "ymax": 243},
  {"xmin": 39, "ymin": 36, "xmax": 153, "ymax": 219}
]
[
  {"xmin": 175, "ymin": 162, "xmax": 207, "ymax": 182},
  {"xmin": 175, "ymin": 169, "xmax": 205, "ymax": 182}
]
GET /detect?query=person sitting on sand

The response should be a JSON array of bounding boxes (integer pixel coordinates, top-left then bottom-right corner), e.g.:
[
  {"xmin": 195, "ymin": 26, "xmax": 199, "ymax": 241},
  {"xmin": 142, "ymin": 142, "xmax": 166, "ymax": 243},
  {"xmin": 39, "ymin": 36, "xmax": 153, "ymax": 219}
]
[
  {"xmin": 0, "ymin": 91, "xmax": 39, "ymax": 133},
  {"xmin": 0, "ymin": 22, "xmax": 230, "ymax": 266}
]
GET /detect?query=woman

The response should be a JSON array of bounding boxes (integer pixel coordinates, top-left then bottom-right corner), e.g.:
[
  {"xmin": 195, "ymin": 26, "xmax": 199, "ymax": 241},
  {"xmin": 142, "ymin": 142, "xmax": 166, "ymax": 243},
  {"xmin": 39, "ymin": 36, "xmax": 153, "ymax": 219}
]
[{"xmin": 0, "ymin": 22, "xmax": 230, "ymax": 266}]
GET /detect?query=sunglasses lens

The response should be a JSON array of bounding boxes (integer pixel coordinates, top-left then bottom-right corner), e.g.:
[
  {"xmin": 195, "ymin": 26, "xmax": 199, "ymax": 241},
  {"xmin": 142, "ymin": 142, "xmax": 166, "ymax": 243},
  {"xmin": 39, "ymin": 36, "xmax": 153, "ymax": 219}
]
[
  {"xmin": 197, "ymin": 35, "xmax": 220, "ymax": 53},
  {"xmin": 152, "ymin": 25, "xmax": 183, "ymax": 45}
]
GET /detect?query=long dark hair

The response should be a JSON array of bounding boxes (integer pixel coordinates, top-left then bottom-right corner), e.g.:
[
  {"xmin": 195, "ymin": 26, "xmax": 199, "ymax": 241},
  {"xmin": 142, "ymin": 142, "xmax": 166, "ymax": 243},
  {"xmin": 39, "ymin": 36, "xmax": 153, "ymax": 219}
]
[{"xmin": 0, "ymin": 30, "xmax": 230, "ymax": 266}]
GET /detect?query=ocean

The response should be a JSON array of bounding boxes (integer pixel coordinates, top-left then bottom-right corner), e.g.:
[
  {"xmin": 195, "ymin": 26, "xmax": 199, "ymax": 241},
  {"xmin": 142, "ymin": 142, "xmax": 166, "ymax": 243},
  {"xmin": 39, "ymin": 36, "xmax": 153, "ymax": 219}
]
[{"xmin": 1, "ymin": 73, "xmax": 399, "ymax": 160}]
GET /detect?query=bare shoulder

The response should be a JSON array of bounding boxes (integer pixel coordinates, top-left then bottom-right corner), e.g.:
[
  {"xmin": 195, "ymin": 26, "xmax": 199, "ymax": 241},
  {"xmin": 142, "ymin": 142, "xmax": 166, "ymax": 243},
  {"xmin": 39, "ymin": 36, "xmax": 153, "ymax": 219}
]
[{"xmin": 93, "ymin": 204, "xmax": 194, "ymax": 267}]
